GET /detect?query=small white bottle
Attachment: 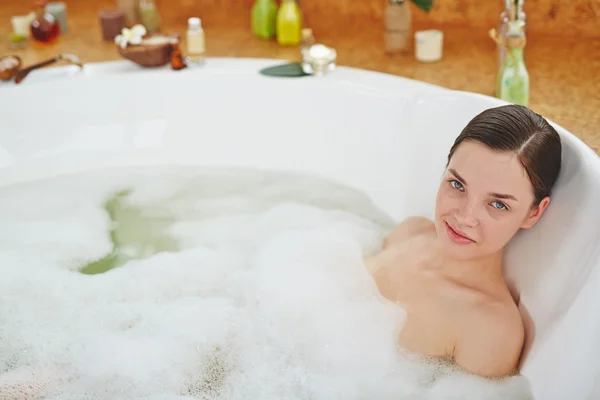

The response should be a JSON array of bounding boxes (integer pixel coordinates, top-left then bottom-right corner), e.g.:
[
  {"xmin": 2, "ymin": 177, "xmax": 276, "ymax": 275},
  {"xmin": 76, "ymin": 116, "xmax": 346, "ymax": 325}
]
[{"xmin": 186, "ymin": 17, "xmax": 205, "ymax": 64}]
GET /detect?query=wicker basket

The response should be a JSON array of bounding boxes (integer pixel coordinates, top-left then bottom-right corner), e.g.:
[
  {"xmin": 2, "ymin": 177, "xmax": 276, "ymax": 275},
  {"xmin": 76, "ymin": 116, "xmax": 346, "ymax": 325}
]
[{"xmin": 118, "ymin": 34, "xmax": 179, "ymax": 67}]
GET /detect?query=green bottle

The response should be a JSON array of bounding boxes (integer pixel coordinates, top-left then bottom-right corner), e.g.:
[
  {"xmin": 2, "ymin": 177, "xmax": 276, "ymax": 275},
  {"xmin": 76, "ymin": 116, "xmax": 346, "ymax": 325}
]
[
  {"xmin": 251, "ymin": 0, "xmax": 279, "ymax": 39},
  {"xmin": 497, "ymin": 20, "xmax": 529, "ymax": 107},
  {"xmin": 276, "ymin": 0, "xmax": 302, "ymax": 45}
]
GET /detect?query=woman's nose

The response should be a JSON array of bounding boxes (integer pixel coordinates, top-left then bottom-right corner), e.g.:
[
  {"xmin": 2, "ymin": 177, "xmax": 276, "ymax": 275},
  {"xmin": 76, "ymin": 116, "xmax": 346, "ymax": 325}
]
[{"xmin": 455, "ymin": 201, "xmax": 479, "ymax": 227}]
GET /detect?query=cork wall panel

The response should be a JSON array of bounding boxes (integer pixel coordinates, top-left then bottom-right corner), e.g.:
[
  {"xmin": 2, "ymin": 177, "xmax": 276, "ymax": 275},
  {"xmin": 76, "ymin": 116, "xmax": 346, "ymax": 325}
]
[
  {"xmin": 163, "ymin": 0, "xmax": 599, "ymax": 37},
  {"xmin": 2, "ymin": 0, "xmax": 597, "ymax": 37},
  {"xmin": 290, "ymin": 0, "xmax": 599, "ymax": 37}
]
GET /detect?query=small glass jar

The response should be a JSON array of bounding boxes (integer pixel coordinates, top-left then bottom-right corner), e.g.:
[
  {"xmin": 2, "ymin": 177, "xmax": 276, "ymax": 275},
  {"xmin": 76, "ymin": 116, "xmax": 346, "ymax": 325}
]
[
  {"xmin": 301, "ymin": 44, "xmax": 336, "ymax": 76},
  {"xmin": 8, "ymin": 33, "xmax": 28, "ymax": 49}
]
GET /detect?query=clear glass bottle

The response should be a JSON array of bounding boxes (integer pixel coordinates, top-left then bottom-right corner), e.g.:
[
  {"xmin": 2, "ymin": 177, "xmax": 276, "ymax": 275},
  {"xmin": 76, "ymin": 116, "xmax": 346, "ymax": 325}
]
[
  {"xmin": 118, "ymin": 0, "xmax": 140, "ymax": 27},
  {"xmin": 139, "ymin": 0, "xmax": 160, "ymax": 33},
  {"xmin": 497, "ymin": 20, "xmax": 529, "ymax": 107},
  {"xmin": 384, "ymin": 0, "xmax": 412, "ymax": 54},
  {"xmin": 498, "ymin": 0, "xmax": 526, "ymax": 68}
]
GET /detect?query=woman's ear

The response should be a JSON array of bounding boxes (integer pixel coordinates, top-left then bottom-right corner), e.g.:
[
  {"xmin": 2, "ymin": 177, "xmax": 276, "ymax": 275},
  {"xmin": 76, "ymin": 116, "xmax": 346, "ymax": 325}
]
[{"xmin": 521, "ymin": 197, "xmax": 551, "ymax": 229}]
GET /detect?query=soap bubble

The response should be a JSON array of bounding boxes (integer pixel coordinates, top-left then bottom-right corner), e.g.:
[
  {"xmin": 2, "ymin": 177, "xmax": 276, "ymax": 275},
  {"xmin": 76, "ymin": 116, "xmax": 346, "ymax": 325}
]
[{"xmin": 0, "ymin": 166, "xmax": 532, "ymax": 399}]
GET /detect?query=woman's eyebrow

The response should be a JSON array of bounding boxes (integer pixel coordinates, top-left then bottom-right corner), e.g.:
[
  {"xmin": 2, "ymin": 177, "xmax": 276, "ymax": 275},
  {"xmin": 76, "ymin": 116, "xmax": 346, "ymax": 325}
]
[
  {"xmin": 448, "ymin": 168, "xmax": 467, "ymax": 184},
  {"xmin": 489, "ymin": 192, "xmax": 518, "ymax": 202}
]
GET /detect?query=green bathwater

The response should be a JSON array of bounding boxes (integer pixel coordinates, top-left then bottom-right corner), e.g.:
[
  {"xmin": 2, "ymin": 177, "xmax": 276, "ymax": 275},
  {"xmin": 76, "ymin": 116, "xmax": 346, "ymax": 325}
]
[{"xmin": 80, "ymin": 191, "xmax": 180, "ymax": 275}]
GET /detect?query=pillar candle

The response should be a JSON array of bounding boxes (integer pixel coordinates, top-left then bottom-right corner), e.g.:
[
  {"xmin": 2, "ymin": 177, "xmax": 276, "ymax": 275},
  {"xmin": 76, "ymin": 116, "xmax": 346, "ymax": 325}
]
[
  {"xmin": 99, "ymin": 10, "xmax": 126, "ymax": 41},
  {"xmin": 46, "ymin": 2, "xmax": 68, "ymax": 33}
]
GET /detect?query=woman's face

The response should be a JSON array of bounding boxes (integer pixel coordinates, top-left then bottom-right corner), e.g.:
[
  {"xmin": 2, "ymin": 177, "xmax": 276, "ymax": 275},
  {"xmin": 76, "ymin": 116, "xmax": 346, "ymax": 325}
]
[{"xmin": 434, "ymin": 140, "xmax": 550, "ymax": 261}]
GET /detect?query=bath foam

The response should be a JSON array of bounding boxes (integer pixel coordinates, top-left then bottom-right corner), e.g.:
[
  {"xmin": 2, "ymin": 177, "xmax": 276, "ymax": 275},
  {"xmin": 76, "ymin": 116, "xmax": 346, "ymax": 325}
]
[{"xmin": 0, "ymin": 166, "xmax": 533, "ymax": 399}]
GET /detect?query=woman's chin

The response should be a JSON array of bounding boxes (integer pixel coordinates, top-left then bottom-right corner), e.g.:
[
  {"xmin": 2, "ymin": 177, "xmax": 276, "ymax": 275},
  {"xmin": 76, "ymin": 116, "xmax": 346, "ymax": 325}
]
[{"xmin": 438, "ymin": 238, "xmax": 481, "ymax": 261}]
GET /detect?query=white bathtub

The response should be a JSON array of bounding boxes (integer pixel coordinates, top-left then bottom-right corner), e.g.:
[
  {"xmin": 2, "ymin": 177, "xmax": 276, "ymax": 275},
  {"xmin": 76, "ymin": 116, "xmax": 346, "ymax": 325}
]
[{"xmin": 1, "ymin": 58, "xmax": 599, "ymax": 399}]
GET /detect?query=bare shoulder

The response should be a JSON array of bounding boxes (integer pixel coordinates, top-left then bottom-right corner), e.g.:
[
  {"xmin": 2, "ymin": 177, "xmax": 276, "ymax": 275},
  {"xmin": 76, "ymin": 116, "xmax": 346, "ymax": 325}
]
[
  {"xmin": 384, "ymin": 216, "xmax": 434, "ymax": 248},
  {"xmin": 453, "ymin": 298, "xmax": 525, "ymax": 378},
  {"xmin": 364, "ymin": 216, "xmax": 433, "ymax": 274}
]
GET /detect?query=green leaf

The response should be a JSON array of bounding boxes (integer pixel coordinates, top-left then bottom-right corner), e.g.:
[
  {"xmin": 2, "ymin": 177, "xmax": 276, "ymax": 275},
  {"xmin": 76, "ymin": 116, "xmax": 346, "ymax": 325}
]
[
  {"xmin": 259, "ymin": 62, "xmax": 310, "ymax": 78},
  {"xmin": 411, "ymin": 0, "xmax": 434, "ymax": 12}
]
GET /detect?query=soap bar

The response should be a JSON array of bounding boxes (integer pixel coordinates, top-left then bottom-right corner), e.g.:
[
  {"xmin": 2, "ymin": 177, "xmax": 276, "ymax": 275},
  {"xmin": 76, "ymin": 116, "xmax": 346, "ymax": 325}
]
[{"xmin": 99, "ymin": 10, "xmax": 126, "ymax": 41}]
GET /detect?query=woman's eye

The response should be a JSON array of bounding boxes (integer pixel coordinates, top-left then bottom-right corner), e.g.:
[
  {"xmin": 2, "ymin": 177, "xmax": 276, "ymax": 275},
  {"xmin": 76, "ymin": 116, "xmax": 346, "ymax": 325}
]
[
  {"xmin": 450, "ymin": 180, "xmax": 464, "ymax": 191},
  {"xmin": 491, "ymin": 201, "xmax": 507, "ymax": 210}
]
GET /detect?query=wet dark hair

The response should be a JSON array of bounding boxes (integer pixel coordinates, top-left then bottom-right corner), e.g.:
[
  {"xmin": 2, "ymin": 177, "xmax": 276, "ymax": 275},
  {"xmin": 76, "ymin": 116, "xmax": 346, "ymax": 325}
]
[{"xmin": 447, "ymin": 104, "xmax": 562, "ymax": 206}]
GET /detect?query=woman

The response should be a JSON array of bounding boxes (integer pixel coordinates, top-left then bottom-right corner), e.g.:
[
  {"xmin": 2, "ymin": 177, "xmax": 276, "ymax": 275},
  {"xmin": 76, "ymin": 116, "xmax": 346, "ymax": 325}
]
[{"xmin": 366, "ymin": 104, "xmax": 562, "ymax": 378}]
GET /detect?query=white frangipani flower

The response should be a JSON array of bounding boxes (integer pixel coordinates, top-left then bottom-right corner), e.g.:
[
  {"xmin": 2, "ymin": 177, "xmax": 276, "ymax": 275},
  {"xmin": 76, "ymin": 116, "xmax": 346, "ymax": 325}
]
[{"xmin": 114, "ymin": 24, "xmax": 148, "ymax": 49}]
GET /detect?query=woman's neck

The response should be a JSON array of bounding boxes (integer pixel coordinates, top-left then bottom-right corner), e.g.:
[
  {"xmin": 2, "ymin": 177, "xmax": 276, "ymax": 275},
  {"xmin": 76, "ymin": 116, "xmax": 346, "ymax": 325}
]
[{"xmin": 438, "ymin": 249, "xmax": 505, "ymax": 288}]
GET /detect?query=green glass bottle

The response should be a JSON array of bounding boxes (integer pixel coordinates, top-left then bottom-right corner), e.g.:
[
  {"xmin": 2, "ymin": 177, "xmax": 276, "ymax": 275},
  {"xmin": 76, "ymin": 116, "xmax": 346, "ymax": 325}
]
[
  {"xmin": 497, "ymin": 20, "xmax": 529, "ymax": 107},
  {"xmin": 139, "ymin": 0, "xmax": 161, "ymax": 33},
  {"xmin": 251, "ymin": 0, "xmax": 278, "ymax": 39}
]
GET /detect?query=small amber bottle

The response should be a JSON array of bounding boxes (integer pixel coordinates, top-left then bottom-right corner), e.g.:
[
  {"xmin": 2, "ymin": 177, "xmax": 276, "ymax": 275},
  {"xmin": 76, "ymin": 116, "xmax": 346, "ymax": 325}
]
[{"xmin": 30, "ymin": 0, "xmax": 60, "ymax": 44}]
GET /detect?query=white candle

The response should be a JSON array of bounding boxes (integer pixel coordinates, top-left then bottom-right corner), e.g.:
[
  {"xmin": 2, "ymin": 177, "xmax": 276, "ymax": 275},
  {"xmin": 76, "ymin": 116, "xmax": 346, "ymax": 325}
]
[{"xmin": 414, "ymin": 29, "xmax": 444, "ymax": 62}]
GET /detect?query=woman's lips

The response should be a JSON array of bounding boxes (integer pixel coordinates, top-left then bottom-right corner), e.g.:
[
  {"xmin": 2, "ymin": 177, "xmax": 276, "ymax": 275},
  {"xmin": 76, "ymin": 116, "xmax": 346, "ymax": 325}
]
[{"xmin": 445, "ymin": 222, "xmax": 475, "ymax": 244}]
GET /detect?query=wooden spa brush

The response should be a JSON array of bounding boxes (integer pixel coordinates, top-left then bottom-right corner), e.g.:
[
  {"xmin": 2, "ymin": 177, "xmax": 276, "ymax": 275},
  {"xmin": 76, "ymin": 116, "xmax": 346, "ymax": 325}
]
[{"xmin": 14, "ymin": 53, "xmax": 84, "ymax": 84}]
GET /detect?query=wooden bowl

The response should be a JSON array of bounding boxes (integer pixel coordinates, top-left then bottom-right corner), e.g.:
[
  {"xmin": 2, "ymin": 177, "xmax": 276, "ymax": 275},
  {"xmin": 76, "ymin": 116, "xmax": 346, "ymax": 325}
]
[
  {"xmin": 118, "ymin": 34, "xmax": 179, "ymax": 68},
  {"xmin": 0, "ymin": 55, "xmax": 22, "ymax": 81}
]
